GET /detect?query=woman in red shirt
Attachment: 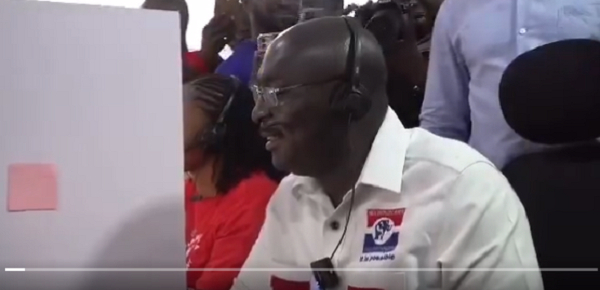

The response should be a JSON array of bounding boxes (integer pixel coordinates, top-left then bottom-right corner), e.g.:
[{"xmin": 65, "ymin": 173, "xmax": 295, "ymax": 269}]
[{"xmin": 183, "ymin": 74, "xmax": 284, "ymax": 290}]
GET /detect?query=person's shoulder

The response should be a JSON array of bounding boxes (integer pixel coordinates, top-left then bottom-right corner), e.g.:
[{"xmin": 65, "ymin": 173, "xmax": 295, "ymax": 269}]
[
  {"xmin": 407, "ymin": 128, "xmax": 519, "ymax": 210},
  {"xmin": 405, "ymin": 127, "xmax": 495, "ymax": 175},
  {"xmin": 269, "ymin": 174, "xmax": 298, "ymax": 201},
  {"xmin": 439, "ymin": 0, "xmax": 486, "ymax": 10},
  {"xmin": 230, "ymin": 172, "xmax": 279, "ymax": 204},
  {"xmin": 405, "ymin": 128, "xmax": 517, "ymax": 215},
  {"xmin": 262, "ymin": 174, "xmax": 302, "ymax": 216},
  {"xmin": 240, "ymin": 171, "xmax": 279, "ymax": 190},
  {"xmin": 435, "ymin": 0, "xmax": 484, "ymax": 31}
]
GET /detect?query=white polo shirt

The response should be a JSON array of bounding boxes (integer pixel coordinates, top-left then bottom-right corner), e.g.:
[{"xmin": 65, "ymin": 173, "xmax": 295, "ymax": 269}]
[{"xmin": 232, "ymin": 108, "xmax": 543, "ymax": 290}]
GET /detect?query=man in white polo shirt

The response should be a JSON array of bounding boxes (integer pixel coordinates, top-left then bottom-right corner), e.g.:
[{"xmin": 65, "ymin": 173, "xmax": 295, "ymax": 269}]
[{"xmin": 236, "ymin": 16, "xmax": 542, "ymax": 290}]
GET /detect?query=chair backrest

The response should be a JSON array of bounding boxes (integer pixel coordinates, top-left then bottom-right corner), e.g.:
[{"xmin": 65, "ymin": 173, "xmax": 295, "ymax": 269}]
[
  {"xmin": 503, "ymin": 144, "xmax": 599, "ymax": 288},
  {"xmin": 499, "ymin": 39, "xmax": 600, "ymax": 290}
]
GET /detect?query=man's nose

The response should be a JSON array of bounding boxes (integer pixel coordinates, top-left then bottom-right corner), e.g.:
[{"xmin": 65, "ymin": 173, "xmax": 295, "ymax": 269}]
[{"xmin": 252, "ymin": 99, "xmax": 269, "ymax": 124}]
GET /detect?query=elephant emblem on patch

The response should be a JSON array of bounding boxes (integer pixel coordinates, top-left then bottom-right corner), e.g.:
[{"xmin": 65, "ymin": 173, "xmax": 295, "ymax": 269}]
[{"xmin": 372, "ymin": 218, "xmax": 394, "ymax": 245}]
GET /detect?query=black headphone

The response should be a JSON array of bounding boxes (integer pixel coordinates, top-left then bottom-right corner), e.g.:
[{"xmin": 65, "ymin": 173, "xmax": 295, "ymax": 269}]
[
  {"xmin": 329, "ymin": 17, "xmax": 372, "ymax": 121},
  {"xmin": 198, "ymin": 76, "xmax": 241, "ymax": 150},
  {"xmin": 308, "ymin": 19, "xmax": 369, "ymax": 290}
]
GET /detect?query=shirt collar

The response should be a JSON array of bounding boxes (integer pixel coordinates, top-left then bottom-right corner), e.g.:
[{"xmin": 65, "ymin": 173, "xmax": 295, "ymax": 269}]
[{"xmin": 292, "ymin": 107, "xmax": 409, "ymax": 196}]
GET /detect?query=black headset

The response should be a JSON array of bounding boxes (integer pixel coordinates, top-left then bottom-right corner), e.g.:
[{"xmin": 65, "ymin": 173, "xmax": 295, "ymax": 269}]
[
  {"xmin": 309, "ymin": 17, "xmax": 370, "ymax": 290},
  {"xmin": 198, "ymin": 76, "xmax": 241, "ymax": 150},
  {"xmin": 329, "ymin": 17, "xmax": 372, "ymax": 121}
]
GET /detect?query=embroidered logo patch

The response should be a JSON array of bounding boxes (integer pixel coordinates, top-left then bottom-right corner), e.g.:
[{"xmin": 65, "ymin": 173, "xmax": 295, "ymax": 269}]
[{"xmin": 360, "ymin": 208, "xmax": 405, "ymax": 262}]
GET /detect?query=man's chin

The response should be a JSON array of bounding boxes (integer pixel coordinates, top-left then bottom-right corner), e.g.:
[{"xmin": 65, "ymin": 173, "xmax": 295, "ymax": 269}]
[{"xmin": 271, "ymin": 155, "xmax": 289, "ymax": 172}]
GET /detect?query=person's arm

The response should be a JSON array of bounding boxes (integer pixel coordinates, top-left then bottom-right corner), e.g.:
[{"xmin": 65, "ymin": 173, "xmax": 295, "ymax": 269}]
[
  {"xmin": 194, "ymin": 201, "xmax": 269, "ymax": 290},
  {"xmin": 228, "ymin": 205, "xmax": 278, "ymax": 290},
  {"xmin": 419, "ymin": 0, "xmax": 471, "ymax": 141},
  {"xmin": 437, "ymin": 162, "xmax": 543, "ymax": 290},
  {"xmin": 184, "ymin": 179, "xmax": 196, "ymax": 243},
  {"xmin": 228, "ymin": 179, "xmax": 292, "ymax": 290}
]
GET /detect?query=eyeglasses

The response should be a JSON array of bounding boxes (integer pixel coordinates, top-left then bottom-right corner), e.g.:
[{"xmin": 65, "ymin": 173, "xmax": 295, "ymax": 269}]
[
  {"xmin": 251, "ymin": 78, "xmax": 342, "ymax": 107},
  {"xmin": 251, "ymin": 83, "xmax": 304, "ymax": 107}
]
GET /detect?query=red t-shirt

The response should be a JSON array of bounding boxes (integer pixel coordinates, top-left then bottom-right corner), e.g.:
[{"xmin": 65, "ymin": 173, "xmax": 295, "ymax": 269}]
[
  {"xmin": 185, "ymin": 51, "xmax": 210, "ymax": 75},
  {"xmin": 185, "ymin": 172, "xmax": 278, "ymax": 290}
]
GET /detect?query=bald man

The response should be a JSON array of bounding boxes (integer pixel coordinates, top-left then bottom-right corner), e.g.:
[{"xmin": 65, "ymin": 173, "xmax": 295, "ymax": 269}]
[{"xmin": 233, "ymin": 17, "xmax": 542, "ymax": 290}]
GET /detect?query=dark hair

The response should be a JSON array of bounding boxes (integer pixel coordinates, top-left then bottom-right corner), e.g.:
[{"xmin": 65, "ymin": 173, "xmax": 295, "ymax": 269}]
[{"xmin": 186, "ymin": 74, "xmax": 285, "ymax": 193}]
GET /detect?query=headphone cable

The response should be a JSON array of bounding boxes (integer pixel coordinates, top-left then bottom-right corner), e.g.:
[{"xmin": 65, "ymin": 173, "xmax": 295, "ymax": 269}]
[{"xmin": 329, "ymin": 185, "xmax": 357, "ymax": 259}]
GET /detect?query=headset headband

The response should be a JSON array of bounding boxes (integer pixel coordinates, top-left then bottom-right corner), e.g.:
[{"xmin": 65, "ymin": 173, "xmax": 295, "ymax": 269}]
[{"xmin": 342, "ymin": 17, "xmax": 362, "ymax": 91}]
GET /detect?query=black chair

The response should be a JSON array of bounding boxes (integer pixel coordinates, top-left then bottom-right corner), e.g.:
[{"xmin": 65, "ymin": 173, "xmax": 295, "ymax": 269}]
[{"xmin": 499, "ymin": 39, "xmax": 600, "ymax": 290}]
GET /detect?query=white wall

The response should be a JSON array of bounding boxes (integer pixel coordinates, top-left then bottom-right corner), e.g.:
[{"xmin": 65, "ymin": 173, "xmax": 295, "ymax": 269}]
[{"xmin": 0, "ymin": 1, "xmax": 185, "ymax": 289}]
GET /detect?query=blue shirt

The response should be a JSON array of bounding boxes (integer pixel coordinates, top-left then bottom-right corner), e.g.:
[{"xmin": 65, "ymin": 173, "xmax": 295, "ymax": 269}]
[
  {"xmin": 215, "ymin": 40, "xmax": 257, "ymax": 86},
  {"xmin": 420, "ymin": 0, "xmax": 600, "ymax": 168}
]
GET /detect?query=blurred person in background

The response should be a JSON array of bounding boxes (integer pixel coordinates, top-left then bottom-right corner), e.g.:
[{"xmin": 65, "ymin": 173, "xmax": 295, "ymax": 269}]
[
  {"xmin": 183, "ymin": 74, "xmax": 284, "ymax": 290},
  {"xmin": 214, "ymin": 0, "xmax": 300, "ymax": 85},
  {"xmin": 420, "ymin": 0, "xmax": 600, "ymax": 168},
  {"xmin": 217, "ymin": 0, "xmax": 253, "ymax": 49},
  {"xmin": 142, "ymin": 0, "xmax": 239, "ymax": 80},
  {"xmin": 187, "ymin": 4, "xmax": 248, "ymax": 78},
  {"xmin": 353, "ymin": 0, "xmax": 443, "ymax": 128},
  {"xmin": 141, "ymin": 0, "xmax": 203, "ymax": 81},
  {"xmin": 186, "ymin": 14, "xmax": 235, "ymax": 77}
]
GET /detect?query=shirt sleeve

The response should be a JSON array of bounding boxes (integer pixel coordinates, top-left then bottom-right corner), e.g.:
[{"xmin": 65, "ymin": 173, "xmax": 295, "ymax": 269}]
[
  {"xmin": 194, "ymin": 200, "xmax": 268, "ymax": 290},
  {"xmin": 437, "ymin": 162, "xmax": 544, "ymax": 290},
  {"xmin": 419, "ymin": 0, "xmax": 471, "ymax": 141}
]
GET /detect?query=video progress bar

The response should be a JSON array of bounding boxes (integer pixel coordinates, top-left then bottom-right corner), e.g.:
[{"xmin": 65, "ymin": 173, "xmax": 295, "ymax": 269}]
[{"xmin": 5, "ymin": 268, "xmax": 599, "ymax": 272}]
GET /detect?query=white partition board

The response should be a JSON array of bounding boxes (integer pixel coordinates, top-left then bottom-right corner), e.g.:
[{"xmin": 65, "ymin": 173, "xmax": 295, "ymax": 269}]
[{"xmin": 0, "ymin": 1, "xmax": 185, "ymax": 289}]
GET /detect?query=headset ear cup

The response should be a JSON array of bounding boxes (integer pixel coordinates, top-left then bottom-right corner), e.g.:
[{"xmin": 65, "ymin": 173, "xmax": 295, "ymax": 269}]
[
  {"xmin": 329, "ymin": 83, "xmax": 349, "ymax": 112},
  {"xmin": 199, "ymin": 123, "xmax": 225, "ymax": 151},
  {"xmin": 345, "ymin": 91, "xmax": 371, "ymax": 121},
  {"xmin": 329, "ymin": 84, "xmax": 371, "ymax": 121},
  {"xmin": 210, "ymin": 124, "xmax": 226, "ymax": 149}
]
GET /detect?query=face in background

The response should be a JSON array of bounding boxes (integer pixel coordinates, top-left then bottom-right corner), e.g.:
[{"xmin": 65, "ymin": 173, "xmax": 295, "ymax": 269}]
[
  {"xmin": 233, "ymin": 4, "xmax": 252, "ymax": 43},
  {"xmin": 416, "ymin": 0, "xmax": 444, "ymax": 36},
  {"xmin": 214, "ymin": 0, "xmax": 250, "ymax": 48},
  {"xmin": 412, "ymin": 0, "xmax": 428, "ymax": 40},
  {"xmin": 242, "ymin": 0, "xmax": 300, "ymax": 34},
  {"xmin": 252, "ymin": 75, "xmax": 349, "ymax": 176},
  {"xmin": 183, "ymin": 88, "xmax": 211, "ymax": 172}
]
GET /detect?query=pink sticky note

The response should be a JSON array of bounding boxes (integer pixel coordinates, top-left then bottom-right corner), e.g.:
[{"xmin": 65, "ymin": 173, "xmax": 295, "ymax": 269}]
[{"xmin": 7, "ymin": 163, "xmax": 58, "ymax": 212}]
